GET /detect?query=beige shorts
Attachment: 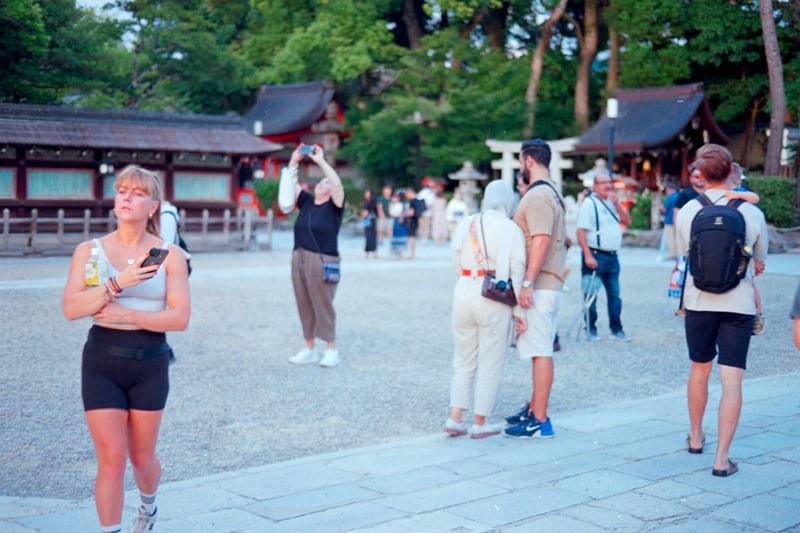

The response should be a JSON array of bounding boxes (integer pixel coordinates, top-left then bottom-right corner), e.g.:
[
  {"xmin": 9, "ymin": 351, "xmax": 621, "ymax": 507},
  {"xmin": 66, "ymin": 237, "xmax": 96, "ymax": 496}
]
[
  {"xmin": 377, "ymin": 217, "xmax": 393, "ymax": 234},
  {"xmin": 517, "ymin": 289, "xmax": 562, "ymax": 358}
]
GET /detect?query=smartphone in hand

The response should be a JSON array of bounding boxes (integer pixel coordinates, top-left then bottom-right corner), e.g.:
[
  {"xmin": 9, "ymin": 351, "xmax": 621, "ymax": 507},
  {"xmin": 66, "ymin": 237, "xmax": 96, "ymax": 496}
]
[
  {"xmin": 141, "ymin": 247, "xmax": 169, "ymax": 268},
  {"xmin": 299, "ymin": 144, "xmax": 315, "ymax": 155}
]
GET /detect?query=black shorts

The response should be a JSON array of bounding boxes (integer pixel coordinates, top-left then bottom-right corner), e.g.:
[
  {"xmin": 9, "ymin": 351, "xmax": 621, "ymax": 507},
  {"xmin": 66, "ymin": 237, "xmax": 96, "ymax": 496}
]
[
  {"xmin": 685, "ymin": 310, "xmax": 753, "ymax": 369},
  {"xmin": 406, "ymin": 217, "xmax": 419, "ymax": 237},
  {"xmin": 81, "ymin": 326, "xmax": 170, "ymax": 411}
]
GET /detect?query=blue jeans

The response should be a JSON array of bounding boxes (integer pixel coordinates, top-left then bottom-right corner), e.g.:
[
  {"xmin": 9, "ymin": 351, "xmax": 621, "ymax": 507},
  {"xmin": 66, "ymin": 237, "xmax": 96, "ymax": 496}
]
[{"xmin": 581, "ymin": 251, "xmax": 623, "ymax": 334}]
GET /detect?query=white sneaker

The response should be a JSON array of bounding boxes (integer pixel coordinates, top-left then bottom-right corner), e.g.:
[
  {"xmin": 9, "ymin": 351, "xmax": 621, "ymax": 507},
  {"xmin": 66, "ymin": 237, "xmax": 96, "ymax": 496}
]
[
  {"xmin": 319, "ymin": 348, "xmax": 340, "ymax": 368},
  {"xmin": 289, "ymin": 347, "xmax": 318, "ymax": 365},
  {"xmin": 469, "ymin": 424, "xmax": 501, "ymax": 439},
  {"xmin": 444, "ymin": 418, "xmax": 467, "ymax": 437},
  {"xmin": 130, "ymin": 505, "xmax": 156, "ymax": 532}
]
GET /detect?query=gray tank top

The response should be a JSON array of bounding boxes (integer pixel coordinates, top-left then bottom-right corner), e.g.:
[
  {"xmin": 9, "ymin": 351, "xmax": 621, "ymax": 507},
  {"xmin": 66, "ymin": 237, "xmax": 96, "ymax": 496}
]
[{"xmin": 94, "ymin": 238, "xmax": 168, "ymax": 319}]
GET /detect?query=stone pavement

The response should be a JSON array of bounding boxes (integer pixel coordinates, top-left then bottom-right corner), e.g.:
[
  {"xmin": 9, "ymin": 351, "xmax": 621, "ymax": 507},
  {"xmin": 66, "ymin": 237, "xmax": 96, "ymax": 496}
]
[
  {"xmin": 3, "ymin": 370, "xmax": 799, "ymax": 532},
  {"xmin": 1, "ymin": 233, "xmax": 799, "ymax": 532}
]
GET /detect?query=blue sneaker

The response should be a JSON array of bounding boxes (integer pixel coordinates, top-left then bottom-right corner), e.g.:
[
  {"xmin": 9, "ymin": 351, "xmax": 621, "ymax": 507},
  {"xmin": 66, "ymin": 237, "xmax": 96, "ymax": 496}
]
[
  {"xmin": 504, "ymin": 416, "xmax": 554, "ymax": 438},
  {"xmin": 504, "ymin": 404, "xmax": 532, "ymax": 425}
]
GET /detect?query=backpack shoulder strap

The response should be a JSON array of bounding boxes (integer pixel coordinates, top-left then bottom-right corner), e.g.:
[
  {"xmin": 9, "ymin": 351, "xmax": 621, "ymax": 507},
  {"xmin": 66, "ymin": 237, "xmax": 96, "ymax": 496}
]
[
  {"xmin": 525, "ymin": 180, "xmax": 565, "ymax": 211},
  {"xmin": 697, "ymin": 193, "xmax": 712, "ymax": 207},
  {"xmin": 727, "ymin": 198, "xmax": 745, "ymax": 209}
]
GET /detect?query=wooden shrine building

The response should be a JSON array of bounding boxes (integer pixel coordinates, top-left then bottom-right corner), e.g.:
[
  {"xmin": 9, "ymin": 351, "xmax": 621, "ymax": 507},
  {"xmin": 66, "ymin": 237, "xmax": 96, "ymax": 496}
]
[
  {"xmin": 0, "ymin": 103, "xmax": 282, "ymax": 219},
  {"xmin": 569, "ymin": 83, "xmax": 730, "ymax": 190}
]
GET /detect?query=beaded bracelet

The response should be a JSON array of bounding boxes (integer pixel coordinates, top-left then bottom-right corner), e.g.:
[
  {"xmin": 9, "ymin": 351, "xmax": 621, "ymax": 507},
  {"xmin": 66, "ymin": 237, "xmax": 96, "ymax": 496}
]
[
  {"xmin": 106, "ymin": 277, "xmax": 122, "ymax": 297},
  {"xmin": 109, "ymin": 276, "xmax": 123, "ymax": 293}
]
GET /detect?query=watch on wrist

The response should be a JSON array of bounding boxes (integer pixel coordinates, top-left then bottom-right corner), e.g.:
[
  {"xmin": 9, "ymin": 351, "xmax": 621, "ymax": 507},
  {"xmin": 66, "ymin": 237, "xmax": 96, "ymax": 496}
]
[{"xmin": 522, "ymin": 280, "xmax": 533, "ymax": 289}]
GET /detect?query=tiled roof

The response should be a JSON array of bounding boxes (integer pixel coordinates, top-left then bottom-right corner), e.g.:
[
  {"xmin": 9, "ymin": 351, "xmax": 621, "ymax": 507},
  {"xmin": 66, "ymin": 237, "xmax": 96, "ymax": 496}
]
[
  {"xmin": 0, "ymin": 103, "xmax": 282, "ymax": 154},
  {"xmin": 243, "ymin": 81, "xmax": 335, "ymax": 136},
  {"xmin": 571, "ymin": 83, "xmax": 729, "ymax": 155}
]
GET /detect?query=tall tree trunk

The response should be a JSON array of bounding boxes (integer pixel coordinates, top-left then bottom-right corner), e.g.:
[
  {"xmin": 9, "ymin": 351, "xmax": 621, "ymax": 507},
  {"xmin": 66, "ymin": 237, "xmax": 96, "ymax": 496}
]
[
  {"xmin": 740, "ymin": 97, "xmax": 764, "ymax": 169},
  {"xmin": 524, "ymin": 0, "xmax": 568, "ymax": 138},
  {"xmin": 484, "ymin": 4, "xmax": 510, "ymax": 50},
  {"xmin": 605, "ymin": 26, "xmax": 620, "ymax": 94},
  {"xmin": 759, "ymin": 0, "xmax": 786, "ymax": 177},
  {"xmin": 403, "ymin": 0, "xmax": 422, "ymax": 50},
  {"xmin": 574, "ymin": 0, "xmax": 599, "ymax": 132}
]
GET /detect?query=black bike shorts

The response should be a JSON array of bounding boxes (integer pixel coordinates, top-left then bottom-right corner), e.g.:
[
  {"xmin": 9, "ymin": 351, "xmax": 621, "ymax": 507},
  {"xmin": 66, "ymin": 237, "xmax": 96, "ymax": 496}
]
[{"xmin": 81, "ymin": 326, "xmax": 170, "ymax": 411}]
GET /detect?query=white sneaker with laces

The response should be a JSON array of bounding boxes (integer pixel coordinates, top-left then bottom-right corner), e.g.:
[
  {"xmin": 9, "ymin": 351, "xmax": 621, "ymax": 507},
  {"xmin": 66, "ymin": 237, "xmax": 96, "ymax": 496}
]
[
  {"xmin": 319, "ymin": 348, "xmax": 340, "ymax": 368},
  {"xmin": 129, "ymin": 505, "xmax": 156, "ymax": 533},
  {"xmin": 289, "ymin": 347, "xmax": 319, "ymax": 365}
]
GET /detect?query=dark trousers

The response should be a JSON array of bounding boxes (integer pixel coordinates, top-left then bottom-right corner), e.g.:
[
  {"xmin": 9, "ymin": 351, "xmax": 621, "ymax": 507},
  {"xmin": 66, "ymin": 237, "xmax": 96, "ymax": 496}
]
[
  {"xmin": 581, "ymin": 250, "xmax": 623, "ymax": 334},
  {"xmin": 364, "ymin": 220, "xmax": 377, "ymax": 252}
]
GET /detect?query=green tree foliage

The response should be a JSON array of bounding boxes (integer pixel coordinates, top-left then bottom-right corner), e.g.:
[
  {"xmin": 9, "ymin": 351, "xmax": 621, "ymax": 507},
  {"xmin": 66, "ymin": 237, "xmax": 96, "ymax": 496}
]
[
  {"xmin": 0, "ymin": 0, "xmax": 50, "ymax": 102},
  {"xmin": 628, "ymin": 192, "xmax": 652, "ymax": 231},
  {"xmin": 245, "ymin": 0, "xmax": 398, "ymax": 84},
  {"xmin": 95, "ymin": 0, "xmax": 252, "ymax": 113},
  {"xmin": 747, "ymin": 175, "xmax": 798, "ymax": 228},
  {"xmin": 1, "ymin": 0, "xmax": 797, "ymax": 195},
  {"xmin": 605, "ymin": 0, "xmax": 779, "ymax": 157},
  {"xmin": 0, "ymin": 0, "xmax": 122, "ymax": 103}
]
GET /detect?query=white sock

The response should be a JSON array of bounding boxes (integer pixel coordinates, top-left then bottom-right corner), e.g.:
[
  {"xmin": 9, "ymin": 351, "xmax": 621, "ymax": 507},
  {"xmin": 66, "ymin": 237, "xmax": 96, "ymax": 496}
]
[
  {"xmin": 101, "ymin": 525, "xmax": 121, "ymax": 533},
  {"xmin": 139, "ymin": 491, "xmax": 157, "ymax": 515}
]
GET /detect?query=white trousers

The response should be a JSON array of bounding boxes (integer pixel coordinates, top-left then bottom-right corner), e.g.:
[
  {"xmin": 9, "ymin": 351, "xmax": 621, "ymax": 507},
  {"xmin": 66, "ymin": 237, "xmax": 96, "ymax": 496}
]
[{"xmin": 449, "ymin": 277, "xmax": 513, "ymax": 417}]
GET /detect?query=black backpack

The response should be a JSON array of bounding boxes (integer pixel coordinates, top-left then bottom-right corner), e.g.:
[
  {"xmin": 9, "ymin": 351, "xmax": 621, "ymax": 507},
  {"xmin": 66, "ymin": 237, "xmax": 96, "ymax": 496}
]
[{"xmin": 687, "ymin": 193, "xmax": 748, "ymax": 294}]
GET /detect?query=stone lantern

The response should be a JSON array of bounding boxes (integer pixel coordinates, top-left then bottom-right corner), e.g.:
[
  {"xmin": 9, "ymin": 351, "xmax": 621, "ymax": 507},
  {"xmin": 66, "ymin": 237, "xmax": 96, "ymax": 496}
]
[
  {"xmin": 579, "ymin": 157, "xmax": 614, "ymax": 188},
  {"xmin": 449, "ymin": 161, "xmax": 486, "ymax": 215}
]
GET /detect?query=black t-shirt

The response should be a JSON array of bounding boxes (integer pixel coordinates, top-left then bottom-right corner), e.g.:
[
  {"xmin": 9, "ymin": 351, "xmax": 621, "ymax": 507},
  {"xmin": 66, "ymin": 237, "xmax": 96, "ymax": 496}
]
[
  {"xmin": 293, "ymin": 190, "xmax": 344, "ymax": 256},
  {"xmin": 675, "ymin": 188, "xmax": 700, "ymax": 210},
  {"xmin": 409, "ymin": 198, "xmax": 425, "ymax": 220}
]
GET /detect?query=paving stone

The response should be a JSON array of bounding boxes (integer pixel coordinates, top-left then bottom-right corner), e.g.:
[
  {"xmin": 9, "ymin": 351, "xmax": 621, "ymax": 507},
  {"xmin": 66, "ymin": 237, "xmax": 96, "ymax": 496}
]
[{"xmin": 712, "ymin": 493, "xmax": 800, "ymax": 532}]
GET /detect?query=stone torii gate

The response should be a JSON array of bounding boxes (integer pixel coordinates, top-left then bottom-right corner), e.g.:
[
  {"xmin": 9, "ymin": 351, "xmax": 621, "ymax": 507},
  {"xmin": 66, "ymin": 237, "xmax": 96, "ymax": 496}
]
[
  {"xmin": 486, "ymin": 137, "xmax": 580, "ymax": 239},
  {"xmin": 486, "ymin": 137, "xmax": 578, "ymax": 192}
]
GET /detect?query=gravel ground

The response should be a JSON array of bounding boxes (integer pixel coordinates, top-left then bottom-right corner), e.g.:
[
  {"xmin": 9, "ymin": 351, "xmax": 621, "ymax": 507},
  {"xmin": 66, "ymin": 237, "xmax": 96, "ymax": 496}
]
[{"xmin": 1, "ymin": 231, "xmax": 798, "ymax": 500}]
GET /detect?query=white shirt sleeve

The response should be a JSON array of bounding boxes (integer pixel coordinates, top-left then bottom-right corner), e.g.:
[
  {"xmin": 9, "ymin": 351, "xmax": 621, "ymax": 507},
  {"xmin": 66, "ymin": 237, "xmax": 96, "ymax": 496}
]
[
  {"xmin": 159, "ymin": 203, "xmax": 179, "ymax": 245},
  {"xmin": 278, "ymin": 166, "xmax": 298, "ymax": 214}
]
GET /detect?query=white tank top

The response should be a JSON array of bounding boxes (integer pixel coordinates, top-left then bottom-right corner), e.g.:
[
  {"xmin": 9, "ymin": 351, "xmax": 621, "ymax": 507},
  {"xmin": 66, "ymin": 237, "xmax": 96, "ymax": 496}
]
[{"xmin": 93, "ymin": 239, "xmax": 168, "ymax": 325}]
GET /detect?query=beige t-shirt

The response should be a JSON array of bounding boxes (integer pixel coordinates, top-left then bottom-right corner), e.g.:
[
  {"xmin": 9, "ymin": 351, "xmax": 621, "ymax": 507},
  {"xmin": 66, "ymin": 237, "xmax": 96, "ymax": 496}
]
[{"xmin": 513, "ymin": 180, "xmax": 567, "ymax": 291}]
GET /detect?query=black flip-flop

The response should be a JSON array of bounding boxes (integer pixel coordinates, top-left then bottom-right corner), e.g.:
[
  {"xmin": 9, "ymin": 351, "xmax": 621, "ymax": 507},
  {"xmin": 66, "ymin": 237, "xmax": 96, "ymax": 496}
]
[
  {"xmin": 686, "ymin": 434, "xmax": 705, "ymax": 454},
  {"xmin": 712, "ymin": 459, "xmax": 739, "ymax": 477}
]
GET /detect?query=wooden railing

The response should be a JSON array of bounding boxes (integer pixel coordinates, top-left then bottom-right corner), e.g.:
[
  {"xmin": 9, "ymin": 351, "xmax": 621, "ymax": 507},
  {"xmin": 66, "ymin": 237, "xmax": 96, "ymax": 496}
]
[{"xmin": 0, "ymin": 207, "xmax": 274, "ymax": 255}]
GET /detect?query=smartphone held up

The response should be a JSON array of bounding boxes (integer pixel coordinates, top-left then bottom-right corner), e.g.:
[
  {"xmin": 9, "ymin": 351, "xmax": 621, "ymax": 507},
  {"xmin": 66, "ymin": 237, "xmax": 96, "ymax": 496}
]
[
  {"xmin": 299, "ymin": 144, "xmax": 315, "ymax": 156},
  {"xmin": 141, "ymin": 247, "xmax": 169, "ymax": 268}
]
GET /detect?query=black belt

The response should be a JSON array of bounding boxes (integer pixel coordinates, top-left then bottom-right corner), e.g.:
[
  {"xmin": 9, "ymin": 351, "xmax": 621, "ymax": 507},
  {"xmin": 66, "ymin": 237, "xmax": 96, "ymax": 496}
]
[
  {"xmin": 589, "ymin": 248, "xmax": 617, "ymax": 256},
  {"xmin": 87, "ymin": 336, "xmax": 170, "ymax": 361}
]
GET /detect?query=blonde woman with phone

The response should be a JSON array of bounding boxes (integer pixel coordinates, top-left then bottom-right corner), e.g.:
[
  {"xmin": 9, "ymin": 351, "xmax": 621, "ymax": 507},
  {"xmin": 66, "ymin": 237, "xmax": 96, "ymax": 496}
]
[{"xmin": 62, "ymin": 164, "xmax": 190, "ymax": 533}]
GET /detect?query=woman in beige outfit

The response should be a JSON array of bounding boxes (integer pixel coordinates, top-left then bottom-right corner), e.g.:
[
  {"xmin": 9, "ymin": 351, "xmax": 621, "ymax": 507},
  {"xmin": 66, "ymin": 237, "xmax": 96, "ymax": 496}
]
[{"xmin": 445, "ymin": 180, "xmax": 527, "ymax": 438}]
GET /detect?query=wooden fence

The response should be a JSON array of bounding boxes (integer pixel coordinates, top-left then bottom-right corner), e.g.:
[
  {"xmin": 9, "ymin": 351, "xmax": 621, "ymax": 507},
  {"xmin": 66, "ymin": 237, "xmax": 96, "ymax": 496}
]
[{"xmin": 0, "ymin": 207, "xmax": 274, "ymax": 256}]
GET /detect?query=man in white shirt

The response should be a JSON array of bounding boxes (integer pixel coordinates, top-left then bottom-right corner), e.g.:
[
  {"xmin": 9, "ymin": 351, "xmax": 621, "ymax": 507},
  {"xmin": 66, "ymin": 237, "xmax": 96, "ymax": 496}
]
[{"xmin": 575, "ymin": 173, "xmax": 632, "ymax": 341}]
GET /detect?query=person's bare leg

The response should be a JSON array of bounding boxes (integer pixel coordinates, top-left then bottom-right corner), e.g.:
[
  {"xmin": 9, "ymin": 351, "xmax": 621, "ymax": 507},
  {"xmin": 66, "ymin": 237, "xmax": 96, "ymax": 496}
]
[
  {"xmin": 714, "ymin": 364, "xmax": 743, "ymax": 470},
  {"xmin": 687, "ymin": 360, "xmax": 712, "ymax": 449},
  {"xmin": 128, "ymin": 409, "xmax": 164, "ymax": 497},
  {"xmin": 530, "ymin": 357, "xmax": 553, "ymax": 422},
  {"xmin": 85, "ymin": 409, "xmax": 129, "ymax": 527}
]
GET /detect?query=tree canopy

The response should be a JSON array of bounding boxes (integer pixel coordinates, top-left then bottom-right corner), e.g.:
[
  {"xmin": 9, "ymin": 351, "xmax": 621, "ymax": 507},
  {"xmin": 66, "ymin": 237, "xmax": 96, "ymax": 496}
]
[{"xmin": 1, "ymin": 0, "xmax": 797, "ymax": 186}]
